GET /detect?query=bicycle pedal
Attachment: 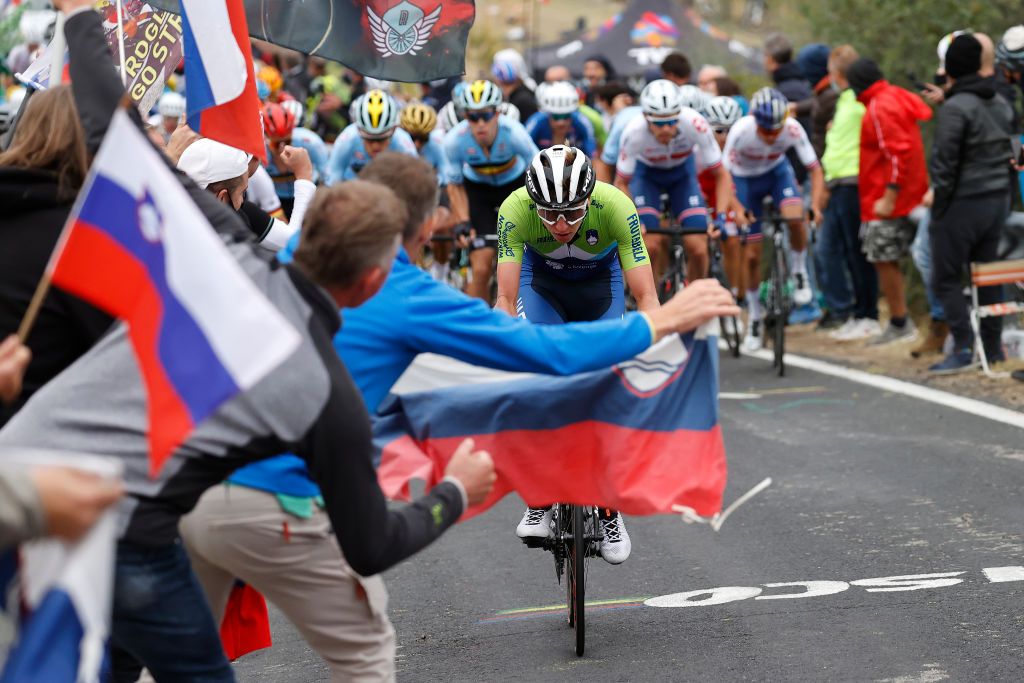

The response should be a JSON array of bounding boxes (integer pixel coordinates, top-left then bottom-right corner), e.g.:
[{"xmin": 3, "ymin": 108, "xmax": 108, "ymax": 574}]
[{"xmin": 521, "ymin": 536, "xmax": 550, "ymax": 549}]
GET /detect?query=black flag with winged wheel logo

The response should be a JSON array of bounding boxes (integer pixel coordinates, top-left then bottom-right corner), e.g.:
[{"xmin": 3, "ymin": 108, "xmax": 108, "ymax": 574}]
[{"xmin": 148, "ymin": 1, "xmax": 475, "ymax": 82}]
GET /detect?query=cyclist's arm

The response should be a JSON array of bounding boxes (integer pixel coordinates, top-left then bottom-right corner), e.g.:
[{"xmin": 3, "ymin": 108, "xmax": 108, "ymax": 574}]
[
  {"xmin": 326, "ymin": 134, "xmax": 351, "ymax": 186},
  {"xmin": 446, "ymin": 183, "xmax": 470, "ymax": 223},
  {"xmin": 711, "ymin": 163, "xmax": 734, "ymax": 217},
  {"xmin": 443, "ymin": 131, "xmax": 470, "ymax": 222},
  {"xmin": 625, "ymin": 264, "xmax": 659, "ymax": 312},
  {"xmin": 808, "ymin": 164, "xmax": 826, "ymax": 218},
  {"xmin": 613, "ymin": 131, "xmax": 638, "ymax": 194},
  {"xmin": 494, "ymin": 262, "xmax": 520, "ymax": 316}
]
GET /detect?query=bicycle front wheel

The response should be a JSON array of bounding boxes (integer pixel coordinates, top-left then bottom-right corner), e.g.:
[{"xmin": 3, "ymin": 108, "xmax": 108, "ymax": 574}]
[{"xmin": 565, "ymin": 505, "xmax": 587, "ymax": 656}]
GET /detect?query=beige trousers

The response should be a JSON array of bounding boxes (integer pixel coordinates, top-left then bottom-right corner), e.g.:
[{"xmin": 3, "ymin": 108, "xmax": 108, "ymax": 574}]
[{"xmin": 179, "ymin": 484, "xmax": 396, "ymax": 682}]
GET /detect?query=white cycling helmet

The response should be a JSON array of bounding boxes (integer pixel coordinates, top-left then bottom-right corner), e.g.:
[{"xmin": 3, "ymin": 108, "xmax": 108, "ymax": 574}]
[
  {"xmin": 280, "ymin": 99, "xmax": 305, "ymax": 127},
  {"xmin": 353, "ymin": 89, "xmax": 400, "ymax": 136},
  {"xmin": 536, "ymin": 81, "xmax": 579, "ymax": 115},
  {"xmin": 677, "ymin": 84, "xmax": 711, "ymax": 115},
  {"xmin": 525, "ymin": 145, "xmax": 596, "ymax": 209},
  {"xmin": 640, "ymin": 79, "xmax": 682, "ymax": 119},
  {"xmin": 704, "ymin": 96, "xmax": 742, "ymax": 128},
  {"xmin": 157, "ymin": 91, "xmax": 186, "ymax": 119},
  {"xmin": 460, "ymin": 79, "xmax": 503, "ymax": 111},
  {"xmin": 437, "ymin": 100, "xmax": 462, "ymax": 132},
  {"xmin": 498, "ymin": 101, "xmax": 521, "ymax": 122}
]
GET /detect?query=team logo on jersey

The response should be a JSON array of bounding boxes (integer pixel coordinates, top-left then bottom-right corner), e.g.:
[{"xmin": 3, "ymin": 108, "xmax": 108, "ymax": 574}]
[
  {"xmin": 368, "ymin": 2, "xmax": 441, "ymax": 58},
  {"xmin": 614, "ymin": 333, "xmax": 690, "ymax": 397},
  {"xmin": 586, "ymin": 229, "xmax": 599, "ymax": 246}
]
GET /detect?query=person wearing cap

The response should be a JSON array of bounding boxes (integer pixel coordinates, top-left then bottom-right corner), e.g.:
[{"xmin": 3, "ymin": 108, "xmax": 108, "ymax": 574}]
[
  {"xmin": 847, "ymin": 57, "xmax": 932, "ymax": 347},
  {"xmin": 175, "ymin": 133, "xmax": 316, "ymax": 252},
  {"xmin": 927, "ymin": 33, "xmax": 1014, "ymax": 374}
]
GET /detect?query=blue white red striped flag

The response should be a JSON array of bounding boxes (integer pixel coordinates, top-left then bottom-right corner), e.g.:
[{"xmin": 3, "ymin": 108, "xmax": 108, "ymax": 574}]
[
  {"xmin": 375, "ymin": 329, "xmax": 728, "ymax": 518},
  {"xmin": 179, "ymin": 0, "xmax": 265, "ymax": 161},
  {"xmin": 0, "ymin": 452, "xmax": 121, "ymax": 683},
  {"xmin": 47, "ymin": 110, "xmax": 300, "ymax": 475}
]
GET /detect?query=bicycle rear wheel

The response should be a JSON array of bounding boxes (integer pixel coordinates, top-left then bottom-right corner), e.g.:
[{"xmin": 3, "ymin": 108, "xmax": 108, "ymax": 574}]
[
  {"xmin": 772, "ymin": 241, "xmax": 786, "ymax": 376},
  {"xmin": 565, "ymin": 505, "xmax": 587, "ymax": 656}
]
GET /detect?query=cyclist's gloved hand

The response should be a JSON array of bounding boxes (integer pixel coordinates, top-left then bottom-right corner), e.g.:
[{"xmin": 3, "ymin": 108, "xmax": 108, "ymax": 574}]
[
  {"xmin": 454, "ymin": 221, "xmax": 473, "ymax": 248},
  {"xmin": 712, "ymin": 213, "xmax": 726, "ymax": 241}
]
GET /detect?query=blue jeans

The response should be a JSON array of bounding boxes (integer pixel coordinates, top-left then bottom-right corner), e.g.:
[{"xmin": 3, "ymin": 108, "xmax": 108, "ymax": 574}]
[
  {"xmin": 829, "ymin": 184, "xmax": 879, "ymax": 320},
  {"xmin": 816, "ymin": 192, "xmax": 854, "ymax": 316},
  {"xmin": 910, "ymin": 209, "xmax": 946, "ymax": 321},
  {"xmin": 105, "ymin": 541, "xmax": 234, "ymax": 683}
]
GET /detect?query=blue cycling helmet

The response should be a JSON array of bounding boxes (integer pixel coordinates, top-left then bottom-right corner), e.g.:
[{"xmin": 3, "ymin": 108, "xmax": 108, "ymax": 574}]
[
  {"xmin": 492, "ymin": 60, "xmax": 519, "ymax": 84},
  {"xmin": 750, "ymin": 87, "xmax": 789, "ymax": 131},
  {"xmin": 451, "ymin": 82, "xmax": 469, "ymax": 113}
]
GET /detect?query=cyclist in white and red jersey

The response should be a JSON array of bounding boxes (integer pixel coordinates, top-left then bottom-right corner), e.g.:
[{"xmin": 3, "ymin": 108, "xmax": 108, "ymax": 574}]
[
  {"xmin": 614, "ymin": 79, "xmax": 739, "ymax": 282},
  {"xmin": 723, "ymin": 87, "xmax": 825, "ymax": 351}
]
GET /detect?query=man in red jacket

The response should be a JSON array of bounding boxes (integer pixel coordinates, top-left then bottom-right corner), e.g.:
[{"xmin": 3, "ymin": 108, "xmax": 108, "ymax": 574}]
[{"xmin": 848, "ymin": 58, "xmax": 932, "ymax": 345}]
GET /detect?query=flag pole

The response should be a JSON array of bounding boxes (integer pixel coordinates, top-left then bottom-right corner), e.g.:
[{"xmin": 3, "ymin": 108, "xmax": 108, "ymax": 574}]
[
  {"xmin": 17, "ymin": 273, "xmax": 52, "ymax": 343},
  {"xmin": 115, "ymin": 0, "xmax": 128, "ymax": 86},
  {"xmin": 48, "ymin": 13, "xmax": 66, "ymax": 87}
]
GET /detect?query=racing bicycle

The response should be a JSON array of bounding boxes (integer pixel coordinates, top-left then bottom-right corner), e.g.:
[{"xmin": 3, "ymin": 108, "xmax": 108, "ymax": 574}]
[
  {"xmin": 521, "ymin": 504, "xmax": 603, "ymax": 656},
  {"xmin": 646, "ymin": 223, "xmax": 742, "ymax": 356},
  {"xmin": 760, "ymin": 197, "xmax": 793, "ymax": 376}
]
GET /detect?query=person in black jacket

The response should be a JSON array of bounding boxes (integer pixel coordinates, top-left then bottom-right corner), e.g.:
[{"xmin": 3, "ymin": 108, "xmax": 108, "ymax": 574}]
[
  {"xmin": 0, "ymin": 84, "xmax": 114, "ymax": 427},
  {"xmin": 928, "ymin": 34, "xmax": 1015, "ymax": 374},
  {"xmin": 764, "ymin": 33, "xmax": 813, "ymax": 184}
]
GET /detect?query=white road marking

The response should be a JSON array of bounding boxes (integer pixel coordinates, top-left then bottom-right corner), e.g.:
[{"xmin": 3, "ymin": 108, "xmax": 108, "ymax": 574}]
[
  {"xmin": 733, "ymin": 346, "xmax": 1024, "ymax": 430},
  {"xmin": 720, "ymin": 392, "xmax": 763, "ymax": 400},
  {"xmin": 849, "ymin": 572, "xmax": 965, "ymax": 593},
  {"xmin": 755, "ymin": 581, "xmax": 850, "ymax": 600},
  {"xmin": 982, "ymin": 566, "xmax": 1024, "ymax": 583}
]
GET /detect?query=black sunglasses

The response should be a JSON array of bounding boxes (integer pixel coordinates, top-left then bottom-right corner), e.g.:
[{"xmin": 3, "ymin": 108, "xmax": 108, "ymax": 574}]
[{"xmin": 466, "ymin": 110, "xmax": 497, "ymax": 123}]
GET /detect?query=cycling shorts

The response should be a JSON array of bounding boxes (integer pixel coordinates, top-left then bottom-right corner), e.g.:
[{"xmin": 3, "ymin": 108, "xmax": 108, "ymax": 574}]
[
  {"xmin": 465, "ymin": 174, "xmax": 525, "ymax": 251},
  {"xmin": 733, "ymin": 161, "xmax": 802, "ymax": 244},
  {"xmin": 629, "ymin": 157, "xmax": 707, "ymax": 232},
  {"xmin": 517, "ymin": 248, "xmax": 624, "ymax": 323}
]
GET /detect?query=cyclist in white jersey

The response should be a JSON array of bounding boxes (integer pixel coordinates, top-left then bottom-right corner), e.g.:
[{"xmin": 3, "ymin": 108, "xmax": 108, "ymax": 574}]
[
  {"xmin": 615, "ymin": 79, "xmax": 740, "ymax": 283},
  {"xmin": 722, "ymin": 88, "xmax": 825, "ymax": 352}
]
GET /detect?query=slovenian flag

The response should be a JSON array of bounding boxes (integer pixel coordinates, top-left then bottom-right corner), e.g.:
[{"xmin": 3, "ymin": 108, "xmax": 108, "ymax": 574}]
[
  {"xmin": 179, "ymin": 0, "xmax": 265, "ymax": 161},
  {"xmin": 376, "ymin": 329, "xmax": 727, "ymax": 518},
  {"xmin": 47, "ymin": 110, "xmax": 301, "ymax": 476},
  {"xmin": 0, "ymin": 452, "xmax": 121, "ymax": 683}
]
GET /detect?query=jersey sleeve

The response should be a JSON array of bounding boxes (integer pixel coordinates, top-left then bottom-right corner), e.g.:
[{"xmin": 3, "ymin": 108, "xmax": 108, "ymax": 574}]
[
  {"xmin": 392, "ymin": 129, "xmax": 420, "ymax": 158},
  {"xmin": 788, "ymin": 120, "xmax": 820, "ymax": 169},
  {"xmin": 600, "ymin": 112, "xmax": 630, "ymax": 165},
  {"xmin": 326, "ymin": 130, "xmax": 353, "ymax": 186},
  {"xmin": 605, "ymin": 186, "xmax": 649, "ymax": 270},
  {"xmin": 496, "ymin": 192, "xmax": 529, "ymax": 264},
  {"xmin": 614, "ymin": 127, "xmax": 639, "ymax": 180},
  {"xmin": 442, "ymin": 128, "xmax": 465, "ymax": 185},
  {"xmin": 510, "ymin": 120, "xmax": 541, "ymax": 163},
  {"xmin": 690, "ymin": 113, "xmax": 722, "ymax": 170},
  {"xmin": 575, "ymin": 114, "xmax": 597, "ymax": 157}
]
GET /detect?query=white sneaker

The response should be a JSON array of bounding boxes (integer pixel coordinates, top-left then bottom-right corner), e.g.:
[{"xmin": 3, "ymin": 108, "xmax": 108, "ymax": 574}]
[
  {"xmin": 742, "ymin": 320, "xmax": 763, "ymax": 351},
  {"xmin": 599, "ymin": 513, "xmax": 631, "ymax": 564},
  {"xmin": 829, "ymin": 317, "xmax": 860, "ymax": 340},
  {"xmin": 516, "ymin": 507, "xmax": 553, "ymax": 539},
  {"xmin": 792, "ymin": 271, "xmax": 813, "ymax": 306},
  {"xmin": 833, "ymin": 318, "xmax": 882, "ymax": 341}
]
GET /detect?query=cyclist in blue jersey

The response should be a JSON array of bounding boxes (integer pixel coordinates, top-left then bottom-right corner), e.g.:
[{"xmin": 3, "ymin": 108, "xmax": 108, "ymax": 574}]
[
  {"xmin": 444, "ymin": 79, "xmax": 540, "ymax": 301},
  {"xmin": 399, "ymin": 102, "xmax": 451, "ymax": 185},
  {"xmin": 524, "ymin": 81, "xmax": 597, "ymax": 157},
  {"xmin": 261, "ymin": 101, "xmax": 328, "ymax": 218},
  {"xmin": 327, "ymin": 89, "xmax": 418, "ymax": 184}
]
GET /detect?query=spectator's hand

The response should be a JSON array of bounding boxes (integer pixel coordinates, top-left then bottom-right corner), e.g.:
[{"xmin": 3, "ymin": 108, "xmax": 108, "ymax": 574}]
[
  {"xmin": 279, "ymin": 145, "xmax": 313, "ymax": 182},
  {"xmin": 919, "ymin": 83, "xmax": 945, "ymax": 106},
  {"xmin": 444, "ymin": 438, "xmax": 496, "ymax": 507},
  {"xmin": 811, "ymin": 206, "xmax": 824, "ymax": 226},
  {"xmin": 0, "ymin": 335, "xmax": 31, "ymax": 405},
  {"xmin": 873, "ymin": 195, "xmax": 895, "ymax": 219},
  {"xmin": 52, "ymin": 0, "xmax": 95, "ymax": 13},
  {"xmin": 165, "ymin": 125, "xmax": 201, "ymax": 166},
  {"xmin": 787, "ymin": 102, "xmax": 798, "ymax": 117},
  {"xmin": 1011, "ymin": 157, "xmax": 1024, "ymax": 173},
  {"xmin": 30, "ymin": 467, "xmax": 123, "ymax": 541},
  {"xmin": 648, "ymin": 278, "xmax": 741, "ymax": 337},
  {"xmin": 923, "ymin": 188, "xmax": 934, "ymax": 208}
]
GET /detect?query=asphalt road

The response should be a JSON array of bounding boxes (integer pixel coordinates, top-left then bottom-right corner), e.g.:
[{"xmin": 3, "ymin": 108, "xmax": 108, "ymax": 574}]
[{"xmin": 234, "ymin": 353, "xmax": 1024, "ymax": 682}]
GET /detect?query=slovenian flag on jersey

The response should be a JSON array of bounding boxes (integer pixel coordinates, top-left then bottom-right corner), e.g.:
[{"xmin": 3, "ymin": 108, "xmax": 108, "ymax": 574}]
[
  {"xmin": 47, "ymin": 110, "xmax": 301, "ymax": 476},
  {"xmin": 376, "ymin": 329, "xmax": 727, "ymax": 518},
  {"xmin": 179, "ymin": 0, "xmax": 265, "ymax": 161},
  {"xmin": 0, "ymin": 453, "xmax": 121, "ymax": 683}
]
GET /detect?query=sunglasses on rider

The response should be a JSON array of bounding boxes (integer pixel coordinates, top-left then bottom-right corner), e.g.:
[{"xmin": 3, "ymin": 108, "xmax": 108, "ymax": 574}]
[
  {"xmin": 646, "ymin": 117, "xmax": 678, "ymax": 127},
  {"xmin": 550, "ymin": 112, "xmax": 573, "ymax": 121},
  {"xmin": 537, "ymin": 203, "xmax": 589, "ymax": 226},
  {"xmin": 713, "ymin": 126, "xmax": 731, "ymax": 135},
  {"xmin": 466, "ymin": 110, "xmax": 497, "ymax": 123},
  {"xmin": 360, "ymin": 131, "xmax": 394, "ymax": 143}
]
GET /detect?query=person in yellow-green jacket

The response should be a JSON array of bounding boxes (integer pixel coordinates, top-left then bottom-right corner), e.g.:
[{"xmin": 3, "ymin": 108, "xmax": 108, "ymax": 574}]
[{"xmin": 820, "ymin": 45, "xmax": 881, "ymax": 343}]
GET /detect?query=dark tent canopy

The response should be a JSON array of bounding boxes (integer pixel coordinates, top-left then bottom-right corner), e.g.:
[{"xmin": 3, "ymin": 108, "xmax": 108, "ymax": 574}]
[{"xmin": 527, "ymin": 0, "xmax": 762, "ymax": 80}]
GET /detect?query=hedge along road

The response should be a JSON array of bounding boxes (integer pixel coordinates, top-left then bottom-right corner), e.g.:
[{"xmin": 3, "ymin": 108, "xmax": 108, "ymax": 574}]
[{"xmin": 233, "ymin": 352, "xmax": 1024, "ymax": 682}]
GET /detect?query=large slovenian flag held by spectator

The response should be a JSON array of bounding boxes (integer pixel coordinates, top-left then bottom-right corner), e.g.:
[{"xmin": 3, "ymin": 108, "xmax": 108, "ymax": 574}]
[
  {"xmin": 376, "ymin": 329, "xmax": 727, "ymax": 518},
  {"xmin": 46, "ymin": 110, "xmax": 301, "ymax": 476},
  {"xmin": 179, "ymin": 0, "xmax": 265, "ymax": 161},
  {"xmin": 0, "ymin": 453, "xmax": 121, "ymax": 683}
]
